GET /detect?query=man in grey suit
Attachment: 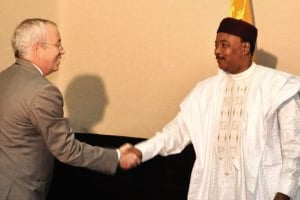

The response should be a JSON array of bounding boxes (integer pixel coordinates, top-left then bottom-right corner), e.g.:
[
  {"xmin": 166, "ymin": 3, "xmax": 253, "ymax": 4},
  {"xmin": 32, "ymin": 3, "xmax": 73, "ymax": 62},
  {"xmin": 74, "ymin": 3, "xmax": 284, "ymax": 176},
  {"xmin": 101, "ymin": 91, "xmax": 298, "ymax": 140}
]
[{"xmin": 0, "ymin": 18, "xmax": 141, "ymax": 200}]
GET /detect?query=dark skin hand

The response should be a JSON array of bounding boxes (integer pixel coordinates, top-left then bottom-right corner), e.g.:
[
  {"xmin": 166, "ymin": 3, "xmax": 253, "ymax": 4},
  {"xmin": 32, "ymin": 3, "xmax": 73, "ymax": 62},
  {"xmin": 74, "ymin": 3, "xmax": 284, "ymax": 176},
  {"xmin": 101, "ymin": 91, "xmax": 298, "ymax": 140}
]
[{"xmin": 274, "ymin": 192, "xmax": 290, "ymax": 200}]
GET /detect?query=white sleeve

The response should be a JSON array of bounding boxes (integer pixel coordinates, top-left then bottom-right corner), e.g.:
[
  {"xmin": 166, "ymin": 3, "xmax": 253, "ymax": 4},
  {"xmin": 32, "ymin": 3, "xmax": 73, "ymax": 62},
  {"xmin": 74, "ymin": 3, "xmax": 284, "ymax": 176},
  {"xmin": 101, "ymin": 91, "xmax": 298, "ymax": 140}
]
[
  {"xmin": 277, "ymin": 92, "xmax": 300, "ymax": 198},
  {"xmin": 135, "ymin": 112, "xmax": 191, "ymax": 162}
]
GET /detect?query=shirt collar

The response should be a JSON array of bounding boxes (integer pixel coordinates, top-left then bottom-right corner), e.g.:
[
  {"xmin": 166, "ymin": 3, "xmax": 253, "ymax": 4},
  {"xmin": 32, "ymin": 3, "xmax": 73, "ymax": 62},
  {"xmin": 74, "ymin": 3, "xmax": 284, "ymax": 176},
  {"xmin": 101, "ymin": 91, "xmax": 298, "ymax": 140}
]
[
  {"xmin": 228, "ymin": 62, "xmax": 257, "ymax": 80},
  {"xmin": 32, "ymin": 63, "xmax": 44, "ymax": 76},
  {"xmin": 219, "ymin": 62, "xmax": 257, "ymax": 81}
]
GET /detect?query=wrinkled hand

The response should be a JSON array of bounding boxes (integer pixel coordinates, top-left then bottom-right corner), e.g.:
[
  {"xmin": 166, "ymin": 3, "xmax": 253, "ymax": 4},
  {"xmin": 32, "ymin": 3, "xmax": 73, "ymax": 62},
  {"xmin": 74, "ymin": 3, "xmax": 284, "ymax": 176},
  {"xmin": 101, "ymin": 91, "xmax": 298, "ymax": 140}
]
[{"xmin": 118, "ymin": 143, "xmax": 142, "ymax": 170}]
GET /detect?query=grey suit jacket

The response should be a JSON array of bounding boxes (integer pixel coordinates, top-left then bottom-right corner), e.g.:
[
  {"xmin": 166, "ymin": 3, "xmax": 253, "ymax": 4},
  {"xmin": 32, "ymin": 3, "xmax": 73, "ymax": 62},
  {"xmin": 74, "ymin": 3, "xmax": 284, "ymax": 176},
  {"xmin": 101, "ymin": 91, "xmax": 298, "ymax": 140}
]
[{"xmin": 0, "ymin": 59, "xmax": 119, "ymax": 200}]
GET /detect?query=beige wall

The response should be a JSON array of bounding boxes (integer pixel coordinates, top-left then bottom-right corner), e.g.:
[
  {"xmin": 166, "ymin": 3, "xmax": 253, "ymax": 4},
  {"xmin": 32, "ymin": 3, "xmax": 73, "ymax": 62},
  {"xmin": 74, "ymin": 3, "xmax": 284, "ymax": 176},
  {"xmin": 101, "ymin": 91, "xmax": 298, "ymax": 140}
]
[{"xmin": 1, "ymin": 0, "xmax": 300, "ymax": 138}]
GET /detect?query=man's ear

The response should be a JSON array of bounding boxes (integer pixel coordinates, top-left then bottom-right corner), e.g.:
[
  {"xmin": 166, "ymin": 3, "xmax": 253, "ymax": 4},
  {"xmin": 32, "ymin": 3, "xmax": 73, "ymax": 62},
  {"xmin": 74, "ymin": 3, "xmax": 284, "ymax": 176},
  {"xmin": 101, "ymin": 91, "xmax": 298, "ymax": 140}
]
[
  {"xmin": 242, "ymin": 42, "xmax": 251, "ymax": 55},
  {"xmin": 33, "ymin": 42, "xmax": 42, "ymax": 56}
]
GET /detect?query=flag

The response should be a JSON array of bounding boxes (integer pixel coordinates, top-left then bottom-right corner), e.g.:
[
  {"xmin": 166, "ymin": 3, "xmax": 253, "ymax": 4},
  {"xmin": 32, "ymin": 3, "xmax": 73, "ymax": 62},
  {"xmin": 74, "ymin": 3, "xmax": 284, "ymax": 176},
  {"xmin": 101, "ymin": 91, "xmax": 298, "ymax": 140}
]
[
  {"xmin": 228, "ymin": 0, "xmax": 256, "ymax": 59},
  {"xmin": 228, "ymin": 0, "xmax": 253, "ymax": 24}
]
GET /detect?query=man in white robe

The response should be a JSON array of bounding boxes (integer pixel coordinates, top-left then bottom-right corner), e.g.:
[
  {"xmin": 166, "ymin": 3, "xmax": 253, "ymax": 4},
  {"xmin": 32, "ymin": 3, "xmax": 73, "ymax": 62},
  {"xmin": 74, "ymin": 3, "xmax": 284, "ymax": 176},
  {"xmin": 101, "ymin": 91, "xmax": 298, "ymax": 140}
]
[{"xmin": 123, "ymin": 17, "xmax": 300, "ymax": 200}]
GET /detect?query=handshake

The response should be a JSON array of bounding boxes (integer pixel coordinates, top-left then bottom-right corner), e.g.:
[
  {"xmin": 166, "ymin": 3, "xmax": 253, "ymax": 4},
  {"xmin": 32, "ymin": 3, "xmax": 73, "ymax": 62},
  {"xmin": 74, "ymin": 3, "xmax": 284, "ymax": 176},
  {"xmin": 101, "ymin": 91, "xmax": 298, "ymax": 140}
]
[{"xmin": 118, "ymin": 143, "xmax": 143, "ymax": 170}]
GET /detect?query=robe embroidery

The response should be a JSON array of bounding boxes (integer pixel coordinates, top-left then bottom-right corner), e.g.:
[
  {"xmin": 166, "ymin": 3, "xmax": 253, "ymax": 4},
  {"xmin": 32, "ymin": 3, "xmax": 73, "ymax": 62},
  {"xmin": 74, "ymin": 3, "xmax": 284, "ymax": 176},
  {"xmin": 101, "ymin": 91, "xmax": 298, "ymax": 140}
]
[{"xmin": 209, "ymin": 68, "xmax": 254, "ymax": 200}]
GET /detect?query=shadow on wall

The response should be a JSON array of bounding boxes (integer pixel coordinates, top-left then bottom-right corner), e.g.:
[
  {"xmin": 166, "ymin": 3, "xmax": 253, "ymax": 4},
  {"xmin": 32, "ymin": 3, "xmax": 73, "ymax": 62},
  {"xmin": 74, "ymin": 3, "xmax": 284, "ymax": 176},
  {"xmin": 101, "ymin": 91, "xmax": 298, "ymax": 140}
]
[
  {"xmin": 64, "ymin": 75, "xmax": 108, "ymax": 132},
  {"xmin": 255, "ymin": 48, "xmax": 278, "ymax": 69}
]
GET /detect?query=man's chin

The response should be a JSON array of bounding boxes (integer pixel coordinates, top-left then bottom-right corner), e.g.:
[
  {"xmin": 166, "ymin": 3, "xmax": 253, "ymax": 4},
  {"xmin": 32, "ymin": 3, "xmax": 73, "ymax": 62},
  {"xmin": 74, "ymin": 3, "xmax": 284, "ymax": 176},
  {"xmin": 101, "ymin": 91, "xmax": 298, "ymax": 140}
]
[{"xmin": 217, "ymin": 63, "xmax": 227, "ymax": 70}]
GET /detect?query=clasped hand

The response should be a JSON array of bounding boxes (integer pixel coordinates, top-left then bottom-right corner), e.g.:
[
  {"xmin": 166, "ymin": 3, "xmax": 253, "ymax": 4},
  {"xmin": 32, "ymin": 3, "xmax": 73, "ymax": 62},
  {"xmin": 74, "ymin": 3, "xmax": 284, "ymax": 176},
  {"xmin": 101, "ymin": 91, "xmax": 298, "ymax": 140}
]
[{"xmin": 118, "ymin": 143, "xmax": 142, "ymax": 170}]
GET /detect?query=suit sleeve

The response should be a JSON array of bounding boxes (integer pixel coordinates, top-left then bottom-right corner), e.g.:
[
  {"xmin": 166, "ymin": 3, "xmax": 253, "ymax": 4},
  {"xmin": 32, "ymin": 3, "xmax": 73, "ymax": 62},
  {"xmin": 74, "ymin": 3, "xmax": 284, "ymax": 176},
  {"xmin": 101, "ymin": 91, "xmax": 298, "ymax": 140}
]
[{"xmin": 29, "ymin": 84, "xmax": 119, "ymax": 175}]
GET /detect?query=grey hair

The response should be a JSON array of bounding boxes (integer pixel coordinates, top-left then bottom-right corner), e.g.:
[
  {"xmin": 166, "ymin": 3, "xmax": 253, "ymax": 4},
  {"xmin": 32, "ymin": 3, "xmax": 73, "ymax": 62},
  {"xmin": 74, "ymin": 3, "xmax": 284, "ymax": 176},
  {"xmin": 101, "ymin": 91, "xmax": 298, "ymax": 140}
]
[{"xmin": 11, "ymin": 18, "xmax": 57, "ymax": 58}]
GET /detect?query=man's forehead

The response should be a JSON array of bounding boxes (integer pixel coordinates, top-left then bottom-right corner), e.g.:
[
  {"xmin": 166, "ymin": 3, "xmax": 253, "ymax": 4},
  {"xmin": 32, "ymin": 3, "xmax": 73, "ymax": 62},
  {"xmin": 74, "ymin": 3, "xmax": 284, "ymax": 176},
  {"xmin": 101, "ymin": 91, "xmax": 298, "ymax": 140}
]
[{"xmin": 45, "ymin": 24, "xmax": 60, "ymax": 40}]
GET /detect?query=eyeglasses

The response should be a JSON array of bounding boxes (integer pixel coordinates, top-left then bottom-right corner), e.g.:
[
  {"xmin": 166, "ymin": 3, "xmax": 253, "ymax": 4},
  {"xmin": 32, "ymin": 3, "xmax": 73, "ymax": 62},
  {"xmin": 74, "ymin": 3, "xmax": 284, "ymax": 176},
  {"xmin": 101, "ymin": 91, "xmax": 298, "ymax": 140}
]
[{"xmin": 42, "ymin": 42, "xmax": 63, "ymax": 50}]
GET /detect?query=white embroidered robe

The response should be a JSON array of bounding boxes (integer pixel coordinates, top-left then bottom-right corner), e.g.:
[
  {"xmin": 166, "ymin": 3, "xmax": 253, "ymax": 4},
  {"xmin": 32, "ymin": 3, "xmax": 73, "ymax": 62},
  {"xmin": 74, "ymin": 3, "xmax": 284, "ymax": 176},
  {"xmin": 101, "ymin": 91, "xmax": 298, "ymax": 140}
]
[{"xmin": 135, "ymin": 63, "xmax": 300, "ymax": 200}]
